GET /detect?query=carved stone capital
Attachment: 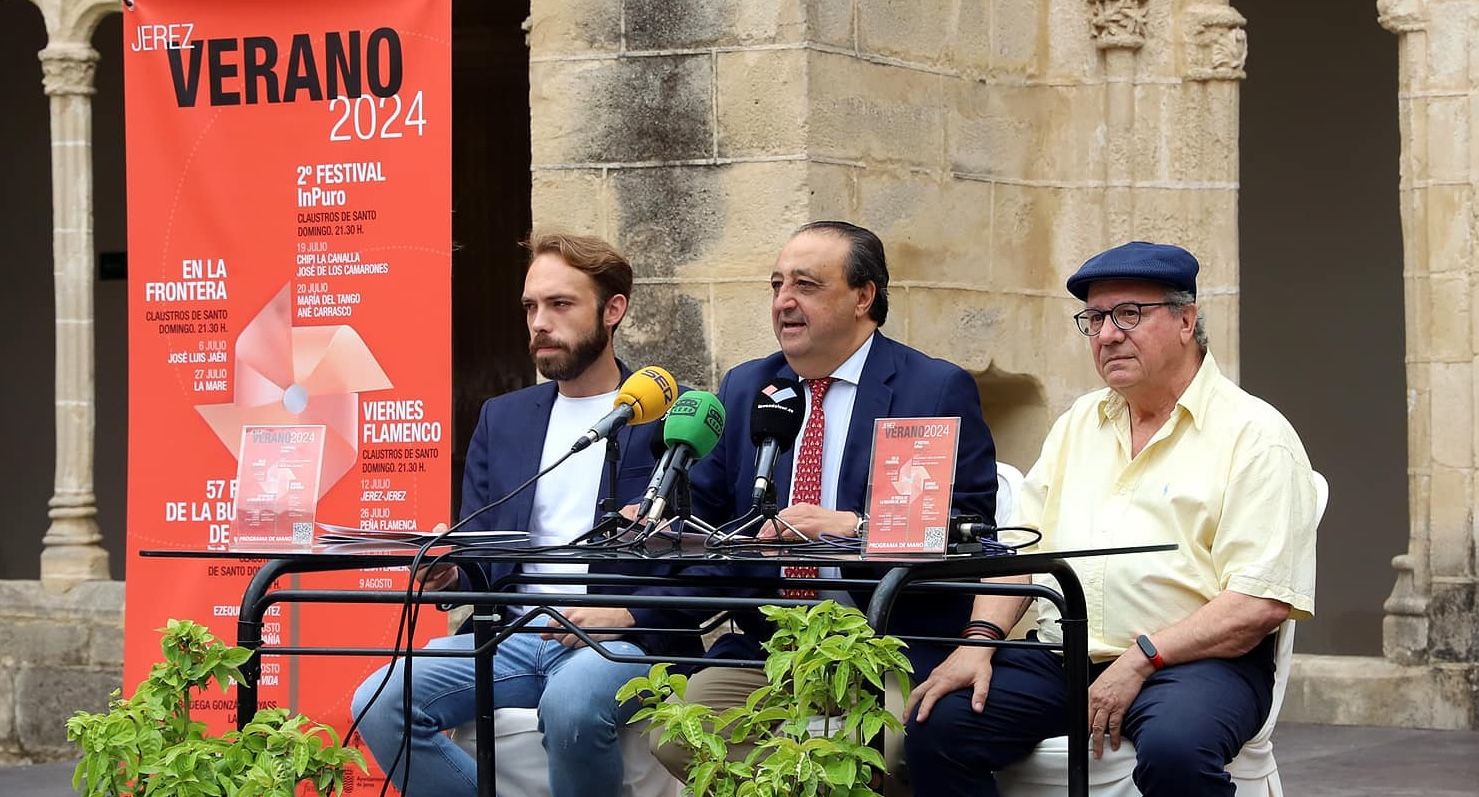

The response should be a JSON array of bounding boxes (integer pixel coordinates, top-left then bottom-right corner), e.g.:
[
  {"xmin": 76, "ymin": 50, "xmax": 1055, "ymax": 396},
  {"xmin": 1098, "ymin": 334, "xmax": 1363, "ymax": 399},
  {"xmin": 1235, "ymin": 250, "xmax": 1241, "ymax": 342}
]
[
  {"xmin": 1089, "ymin": 0, "xmax": 1149, "ymax": 50},
  {"xmin": 38, "ymin": 44, "xmax": 99, "ymax": 97},
  {"xmin": 1186, "ymin": 5, "xmax": 1247, "ymax": 81},
  {"xmin": 1377, "ymin": 0, "xmax": 1428, "ymax": 33}
]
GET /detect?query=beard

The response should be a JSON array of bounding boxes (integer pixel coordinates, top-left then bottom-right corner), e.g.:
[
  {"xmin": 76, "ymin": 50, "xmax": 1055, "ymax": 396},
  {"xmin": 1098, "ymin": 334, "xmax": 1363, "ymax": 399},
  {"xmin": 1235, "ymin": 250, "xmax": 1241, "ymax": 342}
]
[{"xmin": 530, "ymin": 315, "xmax": 610, "ymax": 382}]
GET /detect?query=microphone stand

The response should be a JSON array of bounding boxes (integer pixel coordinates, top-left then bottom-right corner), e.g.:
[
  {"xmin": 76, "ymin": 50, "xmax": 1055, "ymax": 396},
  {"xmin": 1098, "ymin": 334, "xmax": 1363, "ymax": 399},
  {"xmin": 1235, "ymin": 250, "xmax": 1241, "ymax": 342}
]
[
  {"xmin": 569, "ymin": 513, "xmax": 628, "ymax": 546},
  {"xmin": 709, "ymin": 481, "xmax": 802, "ymax": 543},
  {"xmin": 596, "ymin": 435, "xmax": 622, "ymax": 523},
  {"xmin": 566, "ymin": 437, "xmax": 630, "ymax": 548},
  {"xmin": 634, "ymin": 467, "xmax": 722, "ymax": 544}
]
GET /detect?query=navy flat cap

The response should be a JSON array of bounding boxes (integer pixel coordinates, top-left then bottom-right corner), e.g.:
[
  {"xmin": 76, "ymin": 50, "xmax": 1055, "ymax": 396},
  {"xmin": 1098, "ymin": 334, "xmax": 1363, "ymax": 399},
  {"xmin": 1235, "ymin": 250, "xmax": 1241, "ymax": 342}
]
[{"xmin": 1066, "ymin": 241, "xmax": 1199, "ymax": 300}]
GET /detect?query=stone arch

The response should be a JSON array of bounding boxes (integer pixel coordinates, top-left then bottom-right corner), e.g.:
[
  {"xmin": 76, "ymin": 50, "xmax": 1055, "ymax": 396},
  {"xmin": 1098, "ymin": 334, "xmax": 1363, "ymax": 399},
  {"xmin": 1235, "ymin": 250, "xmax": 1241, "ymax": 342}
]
[{"xmin": 30, "ymin": 0, "xmax": 118, "ymax": 45}]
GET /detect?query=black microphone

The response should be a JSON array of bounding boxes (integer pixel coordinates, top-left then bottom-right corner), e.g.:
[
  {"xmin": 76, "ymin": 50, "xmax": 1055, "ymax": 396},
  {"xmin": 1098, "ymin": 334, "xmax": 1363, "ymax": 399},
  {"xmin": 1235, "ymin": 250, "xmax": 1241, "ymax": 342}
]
[
  {"xmin": 949, "ymin": 514, "xmax": 997, "ymax": 543},
  {"xmin": 748, "ymin": 378, "xmax": 805, "ymax": 507},
  {"xmin": 634, "ymin": 427, "xmax": 676, "ymax": 520}
]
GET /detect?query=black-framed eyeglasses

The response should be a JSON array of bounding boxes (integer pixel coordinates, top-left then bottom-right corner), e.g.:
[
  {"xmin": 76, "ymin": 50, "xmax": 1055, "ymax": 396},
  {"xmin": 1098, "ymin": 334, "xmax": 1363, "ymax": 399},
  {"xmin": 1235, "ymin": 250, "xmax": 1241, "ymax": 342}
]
[{"xmin": 1072, "ymin": 302, "xmax": 1175, "ymax": 336}]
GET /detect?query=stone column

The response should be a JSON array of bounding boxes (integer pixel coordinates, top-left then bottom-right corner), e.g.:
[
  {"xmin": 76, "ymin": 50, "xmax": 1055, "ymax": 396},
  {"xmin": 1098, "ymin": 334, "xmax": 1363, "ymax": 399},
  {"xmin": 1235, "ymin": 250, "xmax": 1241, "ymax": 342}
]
[
  {"xmin": 1379, "ymin": 0, "xmax": 1479, "ymax": 667},
  {"xmin": 1172, "ymin": 0, "xmax": 1248, "ymax": 377},
  {"xmin": 527, "ymin": 0, "xmax": 814, "ymax": 389},
  {"xmin": 37, "ymin": 40, "xmax": 109, "ymax": 591},
  {"xmin": 1092, "ymin": 0, "xmax": 1148, "ymax": 243}
]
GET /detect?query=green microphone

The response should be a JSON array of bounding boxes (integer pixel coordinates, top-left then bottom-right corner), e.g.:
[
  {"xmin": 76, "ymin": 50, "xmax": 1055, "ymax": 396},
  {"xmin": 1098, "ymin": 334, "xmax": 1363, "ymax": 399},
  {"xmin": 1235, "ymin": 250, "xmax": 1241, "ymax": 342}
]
[{"xmin": 643, "ymin": 390, "xmax": 726, "ymax": 530}]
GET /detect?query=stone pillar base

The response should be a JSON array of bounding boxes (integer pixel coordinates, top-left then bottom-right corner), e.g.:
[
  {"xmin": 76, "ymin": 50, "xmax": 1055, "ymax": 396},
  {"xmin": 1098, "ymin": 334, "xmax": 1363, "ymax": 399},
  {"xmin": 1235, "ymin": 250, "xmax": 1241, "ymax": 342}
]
[
  {"xmin": 1283, "ymin": 654, "xmax": 1479, "ymax": 730},
  {"xmin": 39, "ymin": 537, "xmax": 110, "ymax": 593}
]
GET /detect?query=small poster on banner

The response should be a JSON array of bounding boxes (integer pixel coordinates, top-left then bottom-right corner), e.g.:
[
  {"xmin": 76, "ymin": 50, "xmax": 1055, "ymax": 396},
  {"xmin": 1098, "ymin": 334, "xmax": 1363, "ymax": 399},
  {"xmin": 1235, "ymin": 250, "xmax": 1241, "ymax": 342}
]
[
  {"xmin": 864, "ymin": 417, "xmax": 961, "ymax": 555},
  {"xmin": 230, "ymin": 424, "xmax": 327, "ymax": 549}
]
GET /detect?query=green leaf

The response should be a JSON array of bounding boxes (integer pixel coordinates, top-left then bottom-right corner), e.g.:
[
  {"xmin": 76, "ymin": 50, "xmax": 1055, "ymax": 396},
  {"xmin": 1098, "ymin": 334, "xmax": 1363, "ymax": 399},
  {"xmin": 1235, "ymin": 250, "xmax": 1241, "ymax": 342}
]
[
  {"xmin": 832, "ymin": 662, "xmax": 852, "ymax": 704},
  {"xmin": 744, "ymin": 684, "xmax": 775, "ymax": 712},
  {"xmin": 818, "ymin": 636, "xmax": 850, "ymax": 660},
  {"xmin": 764, "ymin": 651, "xmax": 796, "ymax": 685},
  {"xmin": 746, "ymin": 707, "xmax": 791, "ymax": 727},
  {"xmin": 855, "ymin": 744, "xmax": 886, "ymax": 770},
  {"xmin": 715, "ymin": 705, "xmax": 750, "ymax": 733},
  {"xmin": 690, "ymin": 761, "xmax": 718, "ymax": 797},
  {"xmin": 822, "ymin": 757, "xmax": 857, "ymax": 789}
]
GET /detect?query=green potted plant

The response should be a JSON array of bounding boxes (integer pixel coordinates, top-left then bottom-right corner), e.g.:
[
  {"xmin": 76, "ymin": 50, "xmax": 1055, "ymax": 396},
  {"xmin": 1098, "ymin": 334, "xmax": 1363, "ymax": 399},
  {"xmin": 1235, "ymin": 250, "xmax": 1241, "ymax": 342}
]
[
  {"xmin": 618, "ymin": 600, "xmax": 913, "ymax": 797},
  {"xmin": 67, "ymin": 618, "xmax": 365, "ymax": 797}
]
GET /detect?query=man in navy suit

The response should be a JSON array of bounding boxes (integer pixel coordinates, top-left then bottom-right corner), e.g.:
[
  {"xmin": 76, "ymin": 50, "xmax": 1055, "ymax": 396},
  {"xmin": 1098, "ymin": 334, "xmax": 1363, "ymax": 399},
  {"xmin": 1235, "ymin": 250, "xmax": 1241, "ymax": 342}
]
[
  {"xmin": 351, "ymin": 232, "xmax": 694, "ymax": 797},
  {"xmin": 652, "ymin": 220, "xmax": 998, "ymax": 775}
]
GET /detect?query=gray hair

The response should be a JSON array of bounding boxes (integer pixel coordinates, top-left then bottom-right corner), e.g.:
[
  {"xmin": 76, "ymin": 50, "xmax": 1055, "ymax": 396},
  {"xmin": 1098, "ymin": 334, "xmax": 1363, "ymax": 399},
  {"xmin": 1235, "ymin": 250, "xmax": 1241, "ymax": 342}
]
[{"xmin": 1164, "ymin": 289, "xmax": 1208, "ymax": 352}]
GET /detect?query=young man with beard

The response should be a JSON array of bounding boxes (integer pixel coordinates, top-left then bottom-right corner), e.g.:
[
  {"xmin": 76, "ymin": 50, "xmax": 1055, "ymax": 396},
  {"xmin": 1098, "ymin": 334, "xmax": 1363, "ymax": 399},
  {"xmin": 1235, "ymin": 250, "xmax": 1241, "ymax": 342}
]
[{"xmin": 351, "ymin": 233, "xmax": 700, "ymax": 797}]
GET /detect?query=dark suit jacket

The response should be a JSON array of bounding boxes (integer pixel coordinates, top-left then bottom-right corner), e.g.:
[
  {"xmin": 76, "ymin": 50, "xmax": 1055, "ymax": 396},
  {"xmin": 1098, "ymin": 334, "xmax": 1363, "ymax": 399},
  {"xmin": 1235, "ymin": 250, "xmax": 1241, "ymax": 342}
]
[
  {"xmin": 457, "ymin": 372, "xmax": 708, "ymax": 658},
  {"xmin": 687, "ymin": 331, "xmax": 998, "ymax": 666}
]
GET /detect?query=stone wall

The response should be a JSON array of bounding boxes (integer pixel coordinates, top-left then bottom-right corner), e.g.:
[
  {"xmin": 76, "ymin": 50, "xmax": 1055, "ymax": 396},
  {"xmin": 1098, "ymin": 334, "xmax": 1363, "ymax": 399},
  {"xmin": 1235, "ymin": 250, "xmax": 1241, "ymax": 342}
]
[
  {"xmin": 529, "ymin": 0, "xmax": 1246, "ymax": 469},
  {"xmin": 0, "ymin": 580, "xmax": 123, "ymax": 764}
]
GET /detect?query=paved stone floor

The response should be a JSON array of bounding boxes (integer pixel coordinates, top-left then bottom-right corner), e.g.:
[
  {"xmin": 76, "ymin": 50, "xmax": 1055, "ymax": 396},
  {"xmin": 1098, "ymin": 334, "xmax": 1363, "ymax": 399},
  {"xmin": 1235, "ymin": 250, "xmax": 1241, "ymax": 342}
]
[{"xmin": 6, "ymin": 723, "xmax": 1477, "ymax": 795}]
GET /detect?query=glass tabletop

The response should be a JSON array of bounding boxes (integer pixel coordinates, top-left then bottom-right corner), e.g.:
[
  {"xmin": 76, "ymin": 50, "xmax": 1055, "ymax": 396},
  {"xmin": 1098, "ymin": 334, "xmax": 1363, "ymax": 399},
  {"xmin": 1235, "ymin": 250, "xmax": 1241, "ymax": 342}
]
[{"xmin": 140, "ymin": 535, "xmax": 1177, "ymax": 569}]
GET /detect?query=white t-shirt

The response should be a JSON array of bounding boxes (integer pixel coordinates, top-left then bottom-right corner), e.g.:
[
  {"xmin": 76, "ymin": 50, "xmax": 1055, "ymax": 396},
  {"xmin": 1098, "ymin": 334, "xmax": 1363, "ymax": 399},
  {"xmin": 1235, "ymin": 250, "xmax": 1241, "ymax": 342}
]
[{"xmin": 512, "ymin": 388, "xmax": 618, "ymax": 614}]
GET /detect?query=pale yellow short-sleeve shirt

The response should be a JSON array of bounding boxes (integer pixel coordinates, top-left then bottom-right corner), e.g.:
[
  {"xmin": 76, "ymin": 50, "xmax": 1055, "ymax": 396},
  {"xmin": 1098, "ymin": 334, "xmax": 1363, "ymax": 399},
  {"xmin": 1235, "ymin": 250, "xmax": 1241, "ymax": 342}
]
[{"xmin": 1022, "ymin": 353, "xmax": 1317, "ymax": 662}]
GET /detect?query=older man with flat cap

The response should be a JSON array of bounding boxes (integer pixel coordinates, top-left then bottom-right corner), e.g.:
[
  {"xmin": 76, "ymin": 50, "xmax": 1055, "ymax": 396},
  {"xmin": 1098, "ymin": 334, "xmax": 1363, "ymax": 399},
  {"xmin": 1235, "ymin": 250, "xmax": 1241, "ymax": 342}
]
[{"xmin": 902, "ymin": 241, "xmax": 1318, "ymax": 796}]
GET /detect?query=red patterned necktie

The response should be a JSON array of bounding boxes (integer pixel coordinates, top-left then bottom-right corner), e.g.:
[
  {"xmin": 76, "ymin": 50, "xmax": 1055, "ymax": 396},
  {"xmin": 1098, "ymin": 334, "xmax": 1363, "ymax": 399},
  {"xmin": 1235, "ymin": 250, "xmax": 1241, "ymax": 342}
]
[{"xmin": 780, "ymin": 377, "xmax": 834, "ymax": 598}]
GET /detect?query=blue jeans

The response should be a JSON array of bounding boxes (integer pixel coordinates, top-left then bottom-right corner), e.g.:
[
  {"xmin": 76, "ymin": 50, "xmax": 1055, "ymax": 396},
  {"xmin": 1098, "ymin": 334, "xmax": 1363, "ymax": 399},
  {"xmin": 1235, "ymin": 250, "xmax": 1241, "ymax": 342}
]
[
  {"xmin": 351, "ymin": 632, "xmax": 652, "ymax": 797},
  {"xmin": 904, "ymin": 634, "xmax": 1275, "ymax": 797}
]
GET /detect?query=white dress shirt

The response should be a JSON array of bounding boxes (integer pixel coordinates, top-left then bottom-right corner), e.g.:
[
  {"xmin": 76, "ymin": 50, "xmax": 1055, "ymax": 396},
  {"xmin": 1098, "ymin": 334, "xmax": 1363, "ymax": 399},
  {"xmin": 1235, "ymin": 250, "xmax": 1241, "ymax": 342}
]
[{"xmin": 788, "ymin": 333, "xmax": 874, "ymax": 605}]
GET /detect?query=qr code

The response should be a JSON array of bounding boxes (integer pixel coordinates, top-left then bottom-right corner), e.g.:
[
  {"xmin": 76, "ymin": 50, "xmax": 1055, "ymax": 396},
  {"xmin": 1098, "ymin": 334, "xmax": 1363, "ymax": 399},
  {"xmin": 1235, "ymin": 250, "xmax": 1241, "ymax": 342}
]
[
  {"xmin": 293, "ymin": 522, "xmax": 314, "ymax": 545},
  {"xmin": 924, "ymin": 526, "xmax": 946, "ymax": 549}
]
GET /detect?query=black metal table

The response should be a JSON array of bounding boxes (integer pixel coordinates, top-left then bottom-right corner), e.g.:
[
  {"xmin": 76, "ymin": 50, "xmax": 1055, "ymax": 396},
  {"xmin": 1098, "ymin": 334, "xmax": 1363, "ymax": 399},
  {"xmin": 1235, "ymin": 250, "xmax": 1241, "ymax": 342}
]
[{"xmin": 142, "ymin": 539, "xmax": 1175, "ymax": 797}]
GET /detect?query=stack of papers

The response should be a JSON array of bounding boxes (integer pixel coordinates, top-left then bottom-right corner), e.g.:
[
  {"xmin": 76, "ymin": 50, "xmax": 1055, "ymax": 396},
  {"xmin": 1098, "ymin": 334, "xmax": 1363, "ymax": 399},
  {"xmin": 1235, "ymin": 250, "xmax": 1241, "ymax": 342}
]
[{"xmin": 315, "ymin": 522, "xmax": 529, "ymax": 546}]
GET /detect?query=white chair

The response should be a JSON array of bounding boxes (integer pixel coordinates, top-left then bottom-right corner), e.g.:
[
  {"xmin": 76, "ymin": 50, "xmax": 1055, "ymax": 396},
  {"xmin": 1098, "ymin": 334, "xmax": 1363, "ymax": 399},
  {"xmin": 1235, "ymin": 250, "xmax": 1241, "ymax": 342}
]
[
  {"xmin": 995, "ymin": 470, "xmax": 1329, "ymax": 797},
  {"xmin": 995, "ymin": 462, "xmax": 1026, "ymax": 527},
  {"xmin": 454, "ymin": 709, "xmax": 678, "ymax": 797}
]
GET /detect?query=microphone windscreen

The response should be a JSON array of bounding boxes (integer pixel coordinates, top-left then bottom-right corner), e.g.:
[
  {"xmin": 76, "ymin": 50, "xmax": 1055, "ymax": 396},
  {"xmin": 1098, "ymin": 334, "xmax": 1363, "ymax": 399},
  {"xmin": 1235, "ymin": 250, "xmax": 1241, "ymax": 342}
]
[
  {"xmin": 618, "ymin": 366, "xmax": 678, "ymax": 424},
  {"xmin": 749, "ymin": 378, "xmax": 805, "ymax": 449},
  {"xmin": 663, "ymin": 390, "xmax": 726, "ymax": 458}
]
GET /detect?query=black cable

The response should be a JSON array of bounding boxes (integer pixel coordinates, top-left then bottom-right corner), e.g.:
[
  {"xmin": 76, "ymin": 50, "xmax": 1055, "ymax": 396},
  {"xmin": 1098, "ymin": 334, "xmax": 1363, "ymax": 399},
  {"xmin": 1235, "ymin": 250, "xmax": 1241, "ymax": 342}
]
[
  {"xmin": 351, "ymin": 446, "xmax": 579, "ymax": 796},
  {"xmin": 991, "ymin": 524, "xmax": 1044, "ymax": 551},
  {"xmin": 386, "ymin": 546, "xmax": 460, "ymax": 796}
]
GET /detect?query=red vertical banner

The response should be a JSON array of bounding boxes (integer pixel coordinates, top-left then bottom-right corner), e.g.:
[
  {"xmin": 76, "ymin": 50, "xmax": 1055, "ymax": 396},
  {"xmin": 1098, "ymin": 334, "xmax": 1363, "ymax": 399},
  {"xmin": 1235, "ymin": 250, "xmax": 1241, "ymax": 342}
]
[{"xmin": 123, "ymin": 1, "xmax": 451, "ymax": 789}]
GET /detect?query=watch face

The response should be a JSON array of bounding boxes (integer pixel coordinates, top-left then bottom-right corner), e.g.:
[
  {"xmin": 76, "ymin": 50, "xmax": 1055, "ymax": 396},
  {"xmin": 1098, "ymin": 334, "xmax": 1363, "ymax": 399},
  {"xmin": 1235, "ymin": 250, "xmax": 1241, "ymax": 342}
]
[{"xmin": 1136, "ymin": 635, "xmax": 1156, "ymax": 658}]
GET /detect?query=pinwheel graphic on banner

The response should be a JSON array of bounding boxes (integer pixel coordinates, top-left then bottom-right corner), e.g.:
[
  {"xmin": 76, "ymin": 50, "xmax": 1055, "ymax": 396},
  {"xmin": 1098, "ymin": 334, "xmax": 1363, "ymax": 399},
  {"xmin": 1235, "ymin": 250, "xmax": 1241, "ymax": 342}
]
[
  {"xmin": 892, "ymin": 461, "xmax": 937, "ymax": 504},
  {"xmin": 196, "ymin": 284, "xmax": 392, "ymax": 497}
]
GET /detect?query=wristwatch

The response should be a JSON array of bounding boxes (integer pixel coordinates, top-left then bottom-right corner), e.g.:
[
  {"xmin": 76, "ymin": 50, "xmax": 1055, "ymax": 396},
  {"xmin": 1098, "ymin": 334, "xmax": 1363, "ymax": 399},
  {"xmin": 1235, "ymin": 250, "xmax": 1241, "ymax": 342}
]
[
  {"xmin": 1135, "ymin": 634, "xmax": 1165, "ymax": 670},
  {"xmin": 852, "ymin": 511, "xmax": 868, "ymax": 536}
]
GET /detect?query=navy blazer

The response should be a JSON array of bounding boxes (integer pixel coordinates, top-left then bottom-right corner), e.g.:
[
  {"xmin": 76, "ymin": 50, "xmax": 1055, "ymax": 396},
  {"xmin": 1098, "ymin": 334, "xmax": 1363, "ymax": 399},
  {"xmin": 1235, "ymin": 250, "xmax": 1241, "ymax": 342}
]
[
  {"xmin": 687, "ymin": 332, "xmax": 998, "ymax": 663},
  {"xmin": 457, "ymin": 374, "xmax": 707, "ymax": 658}
]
